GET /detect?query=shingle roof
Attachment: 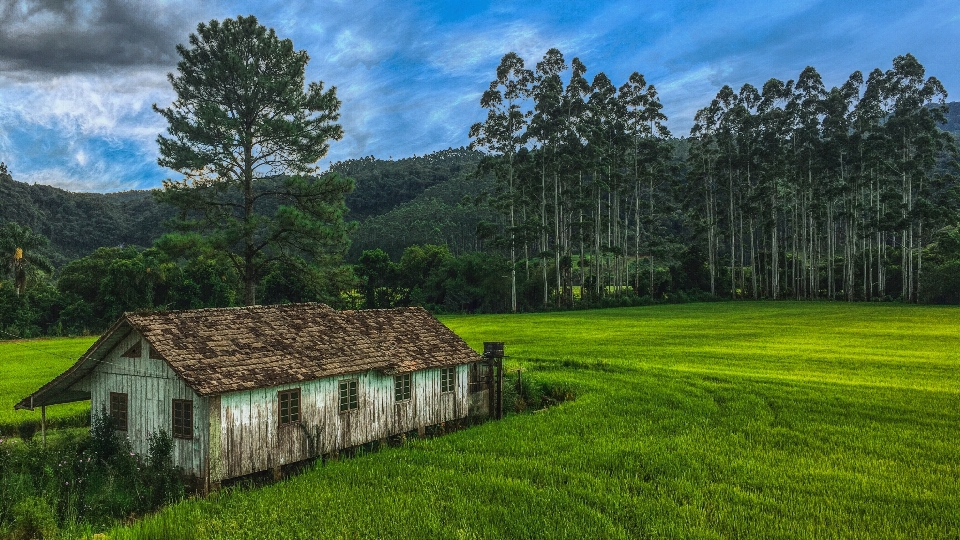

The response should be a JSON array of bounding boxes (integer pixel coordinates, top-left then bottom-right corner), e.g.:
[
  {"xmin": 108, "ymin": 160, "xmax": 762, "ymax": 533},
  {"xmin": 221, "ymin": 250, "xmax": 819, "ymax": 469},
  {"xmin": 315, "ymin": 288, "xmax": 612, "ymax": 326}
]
[{"xmin": 17, "ymin": 304, "xmax": 481, "ymax": 407}]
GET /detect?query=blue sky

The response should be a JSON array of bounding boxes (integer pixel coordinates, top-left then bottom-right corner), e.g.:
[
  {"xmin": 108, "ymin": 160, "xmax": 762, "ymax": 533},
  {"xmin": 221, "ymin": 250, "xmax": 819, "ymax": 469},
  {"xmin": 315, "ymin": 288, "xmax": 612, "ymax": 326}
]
[{"xmin": 0, "ymin": 0, "xmax": 957, "ymax": 192}]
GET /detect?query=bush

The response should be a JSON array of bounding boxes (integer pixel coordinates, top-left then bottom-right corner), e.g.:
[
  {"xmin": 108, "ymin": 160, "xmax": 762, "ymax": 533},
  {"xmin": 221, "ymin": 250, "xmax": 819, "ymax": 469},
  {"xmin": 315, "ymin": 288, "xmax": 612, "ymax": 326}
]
[
  {"xmin": 11, "ymin": 497, "xmax": 57, "ymax": 540},
  {"xmin": 17, "ymin": 421, "xmax": 37, "ymax": 442},
  {"xmin": 146, "ymin": 430, "xmax": 184, "ymax": 508},
  {"xmin": 88, "ymin": 408, "xmax": 125, "ymax": 463}
]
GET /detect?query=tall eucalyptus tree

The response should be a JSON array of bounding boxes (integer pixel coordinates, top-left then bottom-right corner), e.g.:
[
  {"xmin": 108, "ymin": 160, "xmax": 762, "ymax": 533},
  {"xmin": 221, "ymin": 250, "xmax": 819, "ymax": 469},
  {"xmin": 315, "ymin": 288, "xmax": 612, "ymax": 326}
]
[
  {"xmin": 529, "ymin": 49, "xmax": 568, "ymax": 306},
  {"xmin": 561, "ymin": 58, "xmax": 591, "ymax": 302},
  {"xmin": 879, "ymin": 54, "xmax": 950, "ymax": 302},
  {"xmin": 620, "ymin": 73, "xmax": 670, "ymax": 295},
  {"xmin": 585, "ymin": 73, "xmax": 624, "ymax": 297},
  {"xmin": 470, "ymin": 53, "xmax": 534, "ymax": 312}
]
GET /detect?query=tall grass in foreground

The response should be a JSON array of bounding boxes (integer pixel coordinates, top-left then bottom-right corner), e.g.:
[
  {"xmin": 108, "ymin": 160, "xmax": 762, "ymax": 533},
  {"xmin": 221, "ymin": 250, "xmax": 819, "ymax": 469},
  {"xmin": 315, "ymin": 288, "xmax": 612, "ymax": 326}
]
[{"xmin": 40, "ymin": 303, "xmax": 960, "ymax": 537}]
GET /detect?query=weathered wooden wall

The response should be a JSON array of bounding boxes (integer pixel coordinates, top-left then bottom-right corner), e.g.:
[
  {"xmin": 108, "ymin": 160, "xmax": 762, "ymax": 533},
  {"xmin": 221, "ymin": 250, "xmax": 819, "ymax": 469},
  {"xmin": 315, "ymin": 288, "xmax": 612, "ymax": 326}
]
[
  {"xmin": 212, "ymin": 365, "xmax": 470, "ymax": 482},
  {"xmin": 77, "ymin": 331, "xmax": 209, "ymax": 476}
]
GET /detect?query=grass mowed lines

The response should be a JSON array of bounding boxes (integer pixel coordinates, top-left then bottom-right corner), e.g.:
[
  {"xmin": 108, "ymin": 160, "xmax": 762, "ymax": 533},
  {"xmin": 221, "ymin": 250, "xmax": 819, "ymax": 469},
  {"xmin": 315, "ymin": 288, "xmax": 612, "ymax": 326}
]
[
  {"xmin": 76, "ymin": 303, "xmax": 960, "ymax": 538},
  {"xmin": 0, "ymin": 337, "xmax": 96, "ymax": 433}
]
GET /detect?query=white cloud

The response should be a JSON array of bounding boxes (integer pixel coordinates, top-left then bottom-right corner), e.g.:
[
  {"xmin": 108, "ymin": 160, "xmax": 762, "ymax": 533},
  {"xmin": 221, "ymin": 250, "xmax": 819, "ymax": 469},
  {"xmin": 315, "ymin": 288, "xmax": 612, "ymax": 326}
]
[
  {"xmin": 18, "ymin": 164, "xmax": 144, "ymax": 193},
  {"xmin": 0, "ymin": 69, "xmax": 169, "ymax": 143}
]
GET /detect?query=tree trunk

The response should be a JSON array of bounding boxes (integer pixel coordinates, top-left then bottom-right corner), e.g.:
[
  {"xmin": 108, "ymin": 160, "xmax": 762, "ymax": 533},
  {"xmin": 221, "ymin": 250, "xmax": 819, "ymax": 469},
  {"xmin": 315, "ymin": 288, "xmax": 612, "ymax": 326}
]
[
  {"xmin": 555, "ymin": 172, "xmax": 561, "ymax": 307},
  {"xmin": 243, "ymin": 138, "xmax": 257, "ymax": 306},
  {"xmin": 750, "ymin": 217, "xmax": 757, "ymax": 299},
  {"xmin": 509, "ymin": 158, "xmax": 517, "ymax": 313},
  {"xmin": 542, "ymin": 157, "xmax": 548, "ymax": 308},
  {"xmin": 771, "ymin": 190, "xmax": 779, "ymax": 300}
]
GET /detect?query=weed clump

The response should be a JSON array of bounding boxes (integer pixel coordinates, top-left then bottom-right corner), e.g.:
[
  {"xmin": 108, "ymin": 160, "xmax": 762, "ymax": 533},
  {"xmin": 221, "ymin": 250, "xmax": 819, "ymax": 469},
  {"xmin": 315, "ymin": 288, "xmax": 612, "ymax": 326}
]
[
  {"xmin": 10, "ymin": 496, "xmax": 57, "ymax": 540},
  {"xmin": 503, "ymin": 372, "xmax": 577, "ymax": 413}
]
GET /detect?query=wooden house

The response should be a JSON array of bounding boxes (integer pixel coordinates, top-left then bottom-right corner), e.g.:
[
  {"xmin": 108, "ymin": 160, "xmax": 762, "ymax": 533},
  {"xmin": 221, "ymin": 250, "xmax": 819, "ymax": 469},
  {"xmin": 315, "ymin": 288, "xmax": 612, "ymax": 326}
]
[{"xmin": 16, "ymin": 304, "xmax": 501, "ymax": 489}]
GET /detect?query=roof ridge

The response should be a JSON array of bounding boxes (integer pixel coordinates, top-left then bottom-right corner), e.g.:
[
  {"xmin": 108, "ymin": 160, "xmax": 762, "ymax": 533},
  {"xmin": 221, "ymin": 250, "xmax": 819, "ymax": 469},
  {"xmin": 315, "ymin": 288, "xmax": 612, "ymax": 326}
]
[{"xmin": 125, "ymin": 302, "xmax": 335, "ymax": 319}]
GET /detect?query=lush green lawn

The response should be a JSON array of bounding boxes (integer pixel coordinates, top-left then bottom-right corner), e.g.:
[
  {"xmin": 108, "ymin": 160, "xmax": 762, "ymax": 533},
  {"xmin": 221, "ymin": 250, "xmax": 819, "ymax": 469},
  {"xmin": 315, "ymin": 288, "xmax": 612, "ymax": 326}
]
[
  {"xmin": 0, "ymin": 337, "xmax": 96, "ymax": 433},
  {"xmin": 6, "ymin": 302, "xmax": 959, "ymax": 538}
]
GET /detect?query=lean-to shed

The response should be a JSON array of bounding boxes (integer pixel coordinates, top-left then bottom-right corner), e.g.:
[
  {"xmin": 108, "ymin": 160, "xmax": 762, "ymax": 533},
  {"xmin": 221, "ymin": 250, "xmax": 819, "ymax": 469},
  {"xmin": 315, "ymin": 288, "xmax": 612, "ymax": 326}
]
[{"xmin": 16, "ymin": 303, "xmax": 500, "ymax": 489}]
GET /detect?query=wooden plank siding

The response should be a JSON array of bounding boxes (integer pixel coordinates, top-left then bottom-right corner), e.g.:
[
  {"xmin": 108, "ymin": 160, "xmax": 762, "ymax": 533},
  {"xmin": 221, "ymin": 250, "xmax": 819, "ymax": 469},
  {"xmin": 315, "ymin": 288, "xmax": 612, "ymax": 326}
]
[
  {"xmin": 213, "ymin": 364, "xmax": 470, "ymax": 482},
  {"xmin": 80, "ymin": 331, "xmax": 209, "ymax": 477}
]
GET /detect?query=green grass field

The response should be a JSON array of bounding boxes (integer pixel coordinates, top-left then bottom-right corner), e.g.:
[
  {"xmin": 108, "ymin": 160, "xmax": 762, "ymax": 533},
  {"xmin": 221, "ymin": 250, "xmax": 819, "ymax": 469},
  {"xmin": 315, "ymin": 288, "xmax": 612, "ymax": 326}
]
[
  {"xmin": 5, "ymin": 302, "xmax": 959, "ymax": 538},
  {"xmin": 0, "ymin": 337, "xmax": 96, "ymax": 434}
]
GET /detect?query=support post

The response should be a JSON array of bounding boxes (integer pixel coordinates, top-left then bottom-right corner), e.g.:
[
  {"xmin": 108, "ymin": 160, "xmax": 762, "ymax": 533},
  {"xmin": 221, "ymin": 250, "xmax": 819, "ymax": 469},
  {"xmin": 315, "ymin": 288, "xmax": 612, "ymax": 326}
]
[
  {"xmin": 41, "ymin": 405, "xmax": 46, "ymax": 447},
  {"xmin": 483, "ymin": 342, "xmax": 506, "ymax": 420},
  {"xmin": 496, "ymin": 357, "xmax": 504, "ymax": 420},
  {"xmin": 487, "ymin": 354, "xmax": 495, "ymax": 417}
]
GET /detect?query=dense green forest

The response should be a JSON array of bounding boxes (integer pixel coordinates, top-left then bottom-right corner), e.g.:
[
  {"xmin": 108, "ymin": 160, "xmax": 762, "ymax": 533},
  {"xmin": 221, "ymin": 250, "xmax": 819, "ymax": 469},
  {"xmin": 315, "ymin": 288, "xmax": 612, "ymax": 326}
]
[
  {"xmin": 348, "ymin": 169, "xmax": 496, "ymax": 260},
  {"xmin": 1, "ymin": 55, "xmax": 958, "ymax": 338},
  {"xmin": 0, "ymin": 148, "xmax": 503, "ymax": 337}
]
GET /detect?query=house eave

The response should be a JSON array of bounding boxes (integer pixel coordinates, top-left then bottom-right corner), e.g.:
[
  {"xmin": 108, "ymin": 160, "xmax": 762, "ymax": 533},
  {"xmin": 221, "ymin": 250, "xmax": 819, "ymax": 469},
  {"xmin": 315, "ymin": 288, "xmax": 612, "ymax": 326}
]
[{"xmin": 14, "ymin": 319, "xmax": 133, "ymax": 410}]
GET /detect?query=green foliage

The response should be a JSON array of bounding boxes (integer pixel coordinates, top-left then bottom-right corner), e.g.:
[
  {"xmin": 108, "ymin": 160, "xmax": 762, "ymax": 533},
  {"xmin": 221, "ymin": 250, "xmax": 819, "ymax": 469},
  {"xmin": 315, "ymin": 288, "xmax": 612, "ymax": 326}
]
[
  {"xmin": 145, "ymin": 430, "xmax": 184, "ymax": 509},
  {"xmin": 355, "ymin": 249, "xmax": 398, "ymax": 309},
  {"xmin": 101, "ymin": 302, "xmax": 959, "ymax": 539},
  {"xmin": 10, "ymin": 496, "xmax": 57, "ymax": 540},
  {"xmin": 52, "ymin": 241, "xmax": 248, "ymax": 333},
  {"xmin": 155, "ymin": 15, "xmax": 352, "ymax": 306},
  {"xmin": 354, "ymin": 246, "xmax": 511, "ymax": 313},
  {"xmin": 0, "ymin": 278, "xmax": 63, "ymax": 339},
  {"xmin": 439, "ymin": 251, "xmax": 511, "ymax": 313},
  {"xmin": 0, "ymin": 222, "xmax": 54, "ymax": 297},
  {"xmin": 502, "ymin": 371, "xmax": 576, "ymax": 413},
  {"xmin": 921, "ymin": 225, "xmax": 960, "ymax": 303},
  {"xmin": 17, "ymin": 420, "xmax": 37, "ymax": 442},
  {"xmin": 88, "ymin": 409, "xmax": 125, "ymax": 463},
  {"xmin": 259, "ymin": 256, "xmax": 355, "ymax": 309},
  {"xmin": 348, "ymin": 170, "xmax": 495, "ymax": 261}
]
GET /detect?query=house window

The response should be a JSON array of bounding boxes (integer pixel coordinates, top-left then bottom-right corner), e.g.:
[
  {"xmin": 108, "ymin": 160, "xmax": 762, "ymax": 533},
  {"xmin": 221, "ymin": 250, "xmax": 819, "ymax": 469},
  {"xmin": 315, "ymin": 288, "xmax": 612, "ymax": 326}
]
[
  {"xmin": 440, "ymin": 367, "xmax": 455, "ymax": 394},
  {"xmin": 394, "ymin": 374, "xmax": 411, "ymax": 402},
  {"xmin": 279, "ymin": 389, "xmax": 301, "ymax": 425},
  {"xmin": 109, "ymin": 392, "xmax": 128, "ymax": 431},
  {"xmin": 121, "ymin": 342, "xmax": 141, "ymax": 358},
  {"xmin": 149, "ymin": 344, "xmax": 164, "ymax": 360},
  {"xmin": 339, "ymin": 380, "xmax": 358, "ymax": 412},
  {"xmin": 172, "ymin": 399, "xmax": 193, "ymax": 439}
]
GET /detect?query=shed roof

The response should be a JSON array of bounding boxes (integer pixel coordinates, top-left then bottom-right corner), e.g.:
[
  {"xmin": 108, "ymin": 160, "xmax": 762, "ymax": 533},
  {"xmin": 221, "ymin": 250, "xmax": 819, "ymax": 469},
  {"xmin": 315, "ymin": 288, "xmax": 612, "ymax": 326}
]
[{"xmin": 16, "ymin": 304, "xmax": 481, "ymax": 409}]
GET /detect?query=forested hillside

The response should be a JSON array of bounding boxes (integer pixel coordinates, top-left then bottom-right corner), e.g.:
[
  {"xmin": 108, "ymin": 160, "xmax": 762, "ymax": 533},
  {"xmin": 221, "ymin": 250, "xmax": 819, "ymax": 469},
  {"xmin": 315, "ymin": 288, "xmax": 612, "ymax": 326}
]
[
  {"xmin": 2, "ymin": 56, "xmax": 959, "ymax": 339},
  {"xmin": 0, "ymin": 164, "xmax": 170, "ymax": 265},
  {"xmin": 331, "ymin": 147, "xmax": 483, "ymax": 220},
  {"xmin": 941, "ymin": 100, "xmax": 960, "ymax": 134},
  {"xmin": 0, "ymin": 149, "xmax": 483, "ymax": 265},
  {"xmin": 348, "ymin": 171, "xmax": 495, "ymax": 260}
]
